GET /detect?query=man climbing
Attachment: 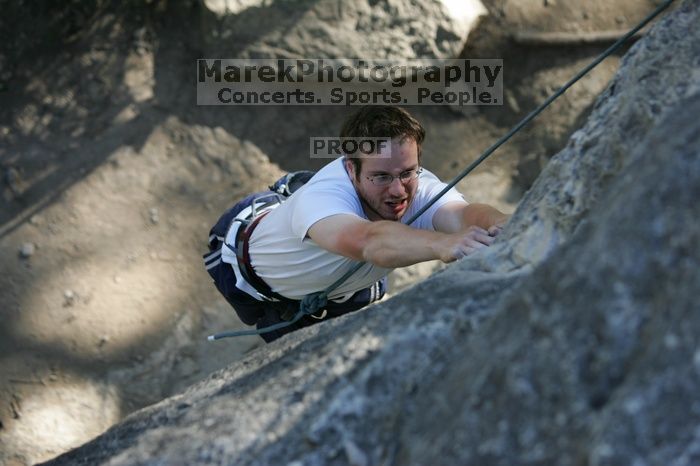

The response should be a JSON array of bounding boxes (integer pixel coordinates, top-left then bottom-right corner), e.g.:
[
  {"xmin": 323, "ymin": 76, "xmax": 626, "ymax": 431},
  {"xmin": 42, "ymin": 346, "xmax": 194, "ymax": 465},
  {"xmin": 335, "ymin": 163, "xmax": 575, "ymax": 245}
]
[{"xmin": 204, "ymin": 106, "xmax": 509, "ymax": 342}]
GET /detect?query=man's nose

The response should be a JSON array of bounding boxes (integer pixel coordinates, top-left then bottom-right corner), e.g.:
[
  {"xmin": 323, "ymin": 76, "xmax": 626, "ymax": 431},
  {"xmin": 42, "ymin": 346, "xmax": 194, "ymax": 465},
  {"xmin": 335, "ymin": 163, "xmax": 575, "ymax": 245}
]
[{"xmin": 387, "ymin": 177, "xmax": 407, "ymax": 195}]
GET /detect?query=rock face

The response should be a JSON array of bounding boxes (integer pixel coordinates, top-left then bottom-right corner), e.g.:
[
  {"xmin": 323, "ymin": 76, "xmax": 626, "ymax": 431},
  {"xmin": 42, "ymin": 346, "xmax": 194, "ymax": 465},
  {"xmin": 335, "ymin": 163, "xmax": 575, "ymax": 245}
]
[
  {"xmin": 42, "ymin": 1, "xmax": 700, "ymax": 465},
  {"xmin": 200, "ymin": 0, "xmax": 486, "ymax": 59}
]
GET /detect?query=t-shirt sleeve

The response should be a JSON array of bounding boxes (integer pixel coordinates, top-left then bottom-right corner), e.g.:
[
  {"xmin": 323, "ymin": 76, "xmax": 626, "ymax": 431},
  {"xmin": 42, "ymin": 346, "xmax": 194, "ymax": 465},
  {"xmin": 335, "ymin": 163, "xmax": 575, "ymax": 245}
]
[
  {"xmin": 290, "ymin": 184, "xmax": 364, "ymax": 240},
  {"xmin": 407, "ymin": 169, "xmax": 467, "ymax": 231}
]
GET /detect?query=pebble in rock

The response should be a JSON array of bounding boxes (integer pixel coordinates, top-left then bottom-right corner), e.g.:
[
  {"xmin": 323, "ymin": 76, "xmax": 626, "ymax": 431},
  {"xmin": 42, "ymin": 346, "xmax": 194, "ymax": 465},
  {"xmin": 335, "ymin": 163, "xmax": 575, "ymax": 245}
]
[
  {"xmin": 64, "ymin": 289, "xmax": 77, "ymax": 307},
  {"xmin": 19, "ymin": 242, "xmax": 35, "ymax": 258}
]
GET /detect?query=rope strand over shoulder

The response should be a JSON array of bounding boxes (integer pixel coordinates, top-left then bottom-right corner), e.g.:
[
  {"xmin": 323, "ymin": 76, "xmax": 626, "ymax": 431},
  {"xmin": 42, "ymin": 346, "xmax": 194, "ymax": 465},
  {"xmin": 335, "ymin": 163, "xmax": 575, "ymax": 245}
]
[{"xmin": 208, "ymin": 0, "xmax": 675, "ymax": 341}]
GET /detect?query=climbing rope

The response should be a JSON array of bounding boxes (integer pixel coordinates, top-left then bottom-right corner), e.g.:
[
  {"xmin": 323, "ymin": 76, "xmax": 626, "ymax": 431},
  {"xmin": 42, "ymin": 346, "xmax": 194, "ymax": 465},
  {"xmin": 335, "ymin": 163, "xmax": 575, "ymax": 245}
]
[{"xmin": 208, "ymin": 0, "xmax": 675, "ymax": 341}]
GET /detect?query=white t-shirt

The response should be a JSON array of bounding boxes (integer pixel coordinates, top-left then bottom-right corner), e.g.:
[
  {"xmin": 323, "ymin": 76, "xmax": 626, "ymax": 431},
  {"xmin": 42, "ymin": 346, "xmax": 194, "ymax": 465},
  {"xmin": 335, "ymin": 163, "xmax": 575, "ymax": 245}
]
[{"xmin": 227, "ymin": 158, "xmax": 466, "ymax": 301}]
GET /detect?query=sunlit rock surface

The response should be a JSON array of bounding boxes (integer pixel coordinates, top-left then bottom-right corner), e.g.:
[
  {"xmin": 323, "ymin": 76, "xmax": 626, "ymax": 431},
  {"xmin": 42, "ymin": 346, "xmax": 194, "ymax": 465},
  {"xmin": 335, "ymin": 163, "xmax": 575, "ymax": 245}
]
[{"xmin": 201, "ymin": 0, "xmax": 486, "ymax": 58}]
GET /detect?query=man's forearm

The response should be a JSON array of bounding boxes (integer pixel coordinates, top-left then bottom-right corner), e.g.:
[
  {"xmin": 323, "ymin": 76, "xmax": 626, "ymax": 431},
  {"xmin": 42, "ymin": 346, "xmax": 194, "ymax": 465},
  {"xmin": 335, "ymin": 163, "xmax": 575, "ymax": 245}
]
[
  {"xmin": 361, "ymin": 220, "xmax": 447, "ymax": 268},
  {"xmin": 462, "ymin": 203, "xmax": 509, "ymax": 230}
]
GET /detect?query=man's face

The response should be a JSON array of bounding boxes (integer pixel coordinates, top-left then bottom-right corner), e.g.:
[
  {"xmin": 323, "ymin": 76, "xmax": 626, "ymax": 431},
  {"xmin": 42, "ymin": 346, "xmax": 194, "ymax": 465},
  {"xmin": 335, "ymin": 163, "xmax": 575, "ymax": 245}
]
[{"xmin": 345, "ymin": 137, "xmax": 420, "ymax": 222}]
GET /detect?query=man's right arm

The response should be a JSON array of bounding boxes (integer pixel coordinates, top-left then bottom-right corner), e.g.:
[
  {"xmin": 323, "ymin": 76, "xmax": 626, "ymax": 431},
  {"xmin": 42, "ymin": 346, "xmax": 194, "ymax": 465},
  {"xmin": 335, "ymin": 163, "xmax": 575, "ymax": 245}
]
[{"xmin": 307, "ymin": 214, "xmax": 494, "ymax": 268}]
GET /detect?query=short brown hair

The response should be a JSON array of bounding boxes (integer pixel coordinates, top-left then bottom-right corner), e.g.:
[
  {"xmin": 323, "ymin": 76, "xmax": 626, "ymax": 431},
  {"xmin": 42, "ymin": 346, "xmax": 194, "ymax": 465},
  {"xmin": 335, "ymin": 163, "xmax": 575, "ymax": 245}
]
[{"xmin": 340, "ymin": 106, "xmax": 425, "ymax": 177}]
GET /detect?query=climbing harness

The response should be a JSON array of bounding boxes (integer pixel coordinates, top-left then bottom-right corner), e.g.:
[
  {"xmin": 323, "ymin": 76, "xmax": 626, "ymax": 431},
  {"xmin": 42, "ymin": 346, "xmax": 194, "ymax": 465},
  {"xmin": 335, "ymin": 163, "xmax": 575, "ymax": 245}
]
[{"xmin": 208, "ymin": 0, "xmax": 676, "ymax": 341}]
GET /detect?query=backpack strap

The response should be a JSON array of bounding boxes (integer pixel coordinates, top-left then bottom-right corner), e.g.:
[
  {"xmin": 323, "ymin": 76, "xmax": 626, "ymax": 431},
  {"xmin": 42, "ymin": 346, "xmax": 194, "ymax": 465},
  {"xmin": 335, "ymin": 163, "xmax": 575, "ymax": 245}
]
[{"xmin": 269, "ymin": 170, "xmax": 316, "ymax": 196}]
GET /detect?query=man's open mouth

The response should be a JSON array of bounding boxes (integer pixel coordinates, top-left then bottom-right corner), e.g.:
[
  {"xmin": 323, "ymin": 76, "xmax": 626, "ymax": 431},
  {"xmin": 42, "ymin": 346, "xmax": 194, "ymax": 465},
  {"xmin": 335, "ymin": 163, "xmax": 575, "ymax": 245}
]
[{"xmin": 386, "ymin": 199, "xmax": 407, "ymax": 211}]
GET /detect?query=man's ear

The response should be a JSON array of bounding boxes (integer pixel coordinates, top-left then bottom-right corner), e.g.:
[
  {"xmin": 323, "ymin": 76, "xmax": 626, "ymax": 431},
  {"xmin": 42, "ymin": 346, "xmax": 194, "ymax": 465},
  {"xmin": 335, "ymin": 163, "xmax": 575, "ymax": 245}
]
[{"xmin": 344, "ymin": 157, "xmax": 356, "ymax": 180}]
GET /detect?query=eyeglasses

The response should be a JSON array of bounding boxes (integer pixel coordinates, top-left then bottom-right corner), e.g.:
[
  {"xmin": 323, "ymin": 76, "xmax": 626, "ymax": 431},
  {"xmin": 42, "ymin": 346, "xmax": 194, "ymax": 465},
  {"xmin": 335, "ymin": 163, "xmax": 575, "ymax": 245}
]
[{"xmin": 365, "ymin": 167, "xmax": 423, "ymax": 187}]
